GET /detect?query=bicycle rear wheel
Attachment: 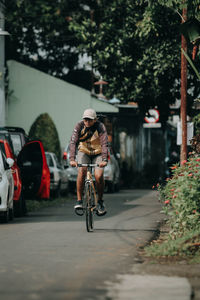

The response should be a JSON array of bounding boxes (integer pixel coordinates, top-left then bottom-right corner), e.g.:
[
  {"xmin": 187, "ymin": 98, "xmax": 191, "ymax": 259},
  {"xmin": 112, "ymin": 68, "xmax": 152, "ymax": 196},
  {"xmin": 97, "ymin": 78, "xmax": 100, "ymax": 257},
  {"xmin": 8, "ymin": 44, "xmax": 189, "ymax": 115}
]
[{"xmin": 84, "ymin": 183, "xmax": 93, "ymax": 232}]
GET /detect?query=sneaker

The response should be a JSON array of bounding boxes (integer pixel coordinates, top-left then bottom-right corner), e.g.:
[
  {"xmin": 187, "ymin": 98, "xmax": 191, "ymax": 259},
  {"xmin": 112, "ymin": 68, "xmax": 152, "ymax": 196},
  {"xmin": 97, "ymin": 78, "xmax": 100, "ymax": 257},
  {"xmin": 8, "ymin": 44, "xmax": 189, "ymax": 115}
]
[
  {"xmin": 74, "ymin": 200, "xmax": 83, "ymax": 215},
  {"xmin": 96, "ymin": 200, "xmax": 107, "ymax": 216}
]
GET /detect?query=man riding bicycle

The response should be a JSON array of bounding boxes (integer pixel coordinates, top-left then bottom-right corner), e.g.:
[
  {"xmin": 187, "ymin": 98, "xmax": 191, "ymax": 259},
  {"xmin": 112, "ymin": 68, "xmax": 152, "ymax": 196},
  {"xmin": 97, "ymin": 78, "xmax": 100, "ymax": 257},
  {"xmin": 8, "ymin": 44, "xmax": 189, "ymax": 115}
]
[{"xmin": 69, "ymin": 108, "xmax": 108, "ymax": 216}]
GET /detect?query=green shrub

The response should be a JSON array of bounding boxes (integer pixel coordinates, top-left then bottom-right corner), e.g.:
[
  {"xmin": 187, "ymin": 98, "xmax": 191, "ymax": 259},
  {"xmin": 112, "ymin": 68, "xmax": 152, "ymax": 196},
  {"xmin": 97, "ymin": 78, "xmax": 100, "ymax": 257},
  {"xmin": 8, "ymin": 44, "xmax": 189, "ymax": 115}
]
[
  {"xmin": 29, "ymin": 113, "xmax": 61, "ymax": 160},
  {"xmin": 155, "ymin": 157, "xmax": 200, "ymax": 238}
]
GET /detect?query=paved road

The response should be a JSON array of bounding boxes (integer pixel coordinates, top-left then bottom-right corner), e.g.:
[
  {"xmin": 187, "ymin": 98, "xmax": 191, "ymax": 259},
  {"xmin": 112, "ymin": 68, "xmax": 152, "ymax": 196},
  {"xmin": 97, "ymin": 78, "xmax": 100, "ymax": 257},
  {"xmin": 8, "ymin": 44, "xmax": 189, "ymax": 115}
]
[{"xmin": 0, "ymin": 189, "xmax": 166, "ymax": 300}]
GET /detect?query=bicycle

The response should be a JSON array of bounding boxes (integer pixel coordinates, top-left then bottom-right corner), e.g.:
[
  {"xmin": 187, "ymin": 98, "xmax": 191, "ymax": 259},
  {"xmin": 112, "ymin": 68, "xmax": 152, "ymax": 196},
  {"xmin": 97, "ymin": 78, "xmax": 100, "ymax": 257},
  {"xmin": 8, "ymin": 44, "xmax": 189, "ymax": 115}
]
[{"xmin": 77, "ymin": 163, "xmax": 98, "ymax": 232}]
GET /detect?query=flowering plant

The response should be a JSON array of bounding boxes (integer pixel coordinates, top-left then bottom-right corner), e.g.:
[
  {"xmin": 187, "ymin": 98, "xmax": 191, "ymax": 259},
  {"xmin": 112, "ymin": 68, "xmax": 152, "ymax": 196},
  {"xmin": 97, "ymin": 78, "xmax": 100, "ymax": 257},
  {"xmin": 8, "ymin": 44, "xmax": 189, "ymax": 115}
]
[{"xmin": 155, "ymin": 156, "xmax": 200, "ymax": 238}]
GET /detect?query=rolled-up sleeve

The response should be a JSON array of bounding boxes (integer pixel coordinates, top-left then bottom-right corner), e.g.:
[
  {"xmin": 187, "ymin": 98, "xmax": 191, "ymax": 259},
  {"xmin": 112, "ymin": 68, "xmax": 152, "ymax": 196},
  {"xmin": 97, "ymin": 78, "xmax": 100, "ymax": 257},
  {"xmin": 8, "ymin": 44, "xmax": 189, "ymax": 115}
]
[
  {"xmin": 99, "ymin": 123, "xmax": 108, "ymax": 161},
  {"xmin": 69, "ymin": 122, "xmax": 81, "ymax": 161}
]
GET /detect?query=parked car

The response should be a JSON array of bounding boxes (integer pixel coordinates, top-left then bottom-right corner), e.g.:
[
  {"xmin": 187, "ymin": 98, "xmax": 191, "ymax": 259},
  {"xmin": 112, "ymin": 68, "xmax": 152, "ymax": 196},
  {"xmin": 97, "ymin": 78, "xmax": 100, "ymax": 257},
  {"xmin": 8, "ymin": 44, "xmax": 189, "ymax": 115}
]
[
  {"xmin": 63, "ymin": 143, "xmax": 120, "ymax": 193},
  {"xmin": 0, "ymin": 127, "xmax": 50, "ymax": 200},
  {"xmin": 0, "ymin": 139, "xmax": 25, "ymax": 217},
  {"xmin": 17, "ymin": 141, "xmax": 50, "ymax": 199},
  {"xmin": 103, "ymin": 146, "xmax": 120, "ymax": 192},
  {"xmin": 0, "ymin": 149, "xmax": 14, "ymax": 223},
  {"xmin": 0, "ymin": 126, "xmax": 28, "ymax": 157},
  {"xmin": 45, "ymin": 152, "xmax": 69, "ymax": 197}
]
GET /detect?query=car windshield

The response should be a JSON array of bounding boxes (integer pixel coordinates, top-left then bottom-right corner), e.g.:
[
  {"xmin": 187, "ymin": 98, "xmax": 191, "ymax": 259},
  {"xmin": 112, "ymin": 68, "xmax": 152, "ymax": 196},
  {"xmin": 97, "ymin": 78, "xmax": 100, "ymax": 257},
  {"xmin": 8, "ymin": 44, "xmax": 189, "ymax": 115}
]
[
  {"xmin": 45, "ymin": 153, "xmax": 54, "ymax": 167},
  {"xmin": 10, "ymin": 134, "xmax": 22, "ymax": 156}
]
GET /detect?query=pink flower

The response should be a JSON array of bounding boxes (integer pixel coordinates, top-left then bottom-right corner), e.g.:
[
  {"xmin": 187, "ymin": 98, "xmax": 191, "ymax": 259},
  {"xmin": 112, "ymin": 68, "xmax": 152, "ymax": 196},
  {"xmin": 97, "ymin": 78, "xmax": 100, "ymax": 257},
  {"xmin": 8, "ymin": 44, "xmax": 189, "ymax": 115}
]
[
  {"xmin": 170, "ymin": 165, "xmax": 177, "ymax": 170},
  {"xmin": 188, "ymin": 173, "xmax": 193, "ymax": 177},
  {"xmin": 181, "ymin": 160, "xmax": 187, "ymax": 165},
  {"xmin": 164, "ymin": 200, "xmax": 170, "ymax": 204}
]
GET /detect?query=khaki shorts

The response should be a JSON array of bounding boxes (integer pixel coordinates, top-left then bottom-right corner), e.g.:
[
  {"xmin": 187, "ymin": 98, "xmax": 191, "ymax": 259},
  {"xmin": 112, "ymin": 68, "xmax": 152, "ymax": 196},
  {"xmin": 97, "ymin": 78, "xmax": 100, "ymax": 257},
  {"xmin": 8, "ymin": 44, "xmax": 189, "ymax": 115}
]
[{"xmin": 77, "ymin": 151, "xmax": 102, "ymax": 168}]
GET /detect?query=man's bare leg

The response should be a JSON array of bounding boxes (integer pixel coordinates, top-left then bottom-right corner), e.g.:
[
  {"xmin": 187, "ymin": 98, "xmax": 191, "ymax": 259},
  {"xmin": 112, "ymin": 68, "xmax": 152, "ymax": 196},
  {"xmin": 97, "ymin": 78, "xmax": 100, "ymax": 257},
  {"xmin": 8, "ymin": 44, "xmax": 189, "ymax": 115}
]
[
  {"xmin": 77, "ymin": 167, "xmax": 87, "ymax": 200},
  {"xmin": 95, "ymin": 168, "xmax": 104, "ymax": 202}
]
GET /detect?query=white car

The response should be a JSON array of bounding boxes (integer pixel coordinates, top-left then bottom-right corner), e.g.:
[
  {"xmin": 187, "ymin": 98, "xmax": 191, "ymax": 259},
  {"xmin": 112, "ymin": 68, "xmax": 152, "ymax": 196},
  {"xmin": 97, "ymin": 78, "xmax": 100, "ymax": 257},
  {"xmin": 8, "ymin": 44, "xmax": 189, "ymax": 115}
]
[
  {"xmin": 45, "ymin": 152, "xmax": 69, "ymax": 197},
  {"xmin": 63, "ymin": 144, "xmax": 120, "ymax": 193},
  {"xmin": 0, "ymin": 150, "xmax": 14, "ymax": 223},
  {"xmin": 103, "ymin": 146, "xmax": 120, "ymax": 192}
]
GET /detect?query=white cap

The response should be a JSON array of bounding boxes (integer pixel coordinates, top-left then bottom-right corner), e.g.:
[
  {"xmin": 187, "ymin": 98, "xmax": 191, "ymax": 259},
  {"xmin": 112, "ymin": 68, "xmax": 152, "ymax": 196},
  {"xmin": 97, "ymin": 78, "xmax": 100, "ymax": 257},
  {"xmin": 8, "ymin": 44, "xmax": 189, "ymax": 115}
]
[{"xmin": 82, "ymin": 108, "xmax": 97, "ymax": 120}]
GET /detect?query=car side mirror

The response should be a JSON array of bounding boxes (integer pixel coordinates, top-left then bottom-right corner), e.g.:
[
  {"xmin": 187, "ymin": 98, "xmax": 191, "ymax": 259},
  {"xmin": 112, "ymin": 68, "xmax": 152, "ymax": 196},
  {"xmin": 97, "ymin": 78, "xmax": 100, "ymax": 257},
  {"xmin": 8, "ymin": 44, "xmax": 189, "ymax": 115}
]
[{"xmin": 6, "ymin": 157, "xmax": 14, "ymax": 169}]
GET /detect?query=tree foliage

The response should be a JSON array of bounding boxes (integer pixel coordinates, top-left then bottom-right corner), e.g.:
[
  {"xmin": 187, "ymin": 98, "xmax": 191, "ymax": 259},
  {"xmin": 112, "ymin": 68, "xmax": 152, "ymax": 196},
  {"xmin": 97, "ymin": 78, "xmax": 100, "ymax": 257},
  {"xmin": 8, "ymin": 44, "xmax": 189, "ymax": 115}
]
[
  {"xmin": 5, "ymin": 0, "xmax": 83, "ymax": 77},
  {"xmin": 29, "ymin": 113, "xmax": 61, "ymax": 160},
  {"xmin": 4, "ymin": 1, "xmax": 200, "ymax": 121},
  {"xmin": 69, "ymin": 0, "xmax": 200, "ymax": 121}
]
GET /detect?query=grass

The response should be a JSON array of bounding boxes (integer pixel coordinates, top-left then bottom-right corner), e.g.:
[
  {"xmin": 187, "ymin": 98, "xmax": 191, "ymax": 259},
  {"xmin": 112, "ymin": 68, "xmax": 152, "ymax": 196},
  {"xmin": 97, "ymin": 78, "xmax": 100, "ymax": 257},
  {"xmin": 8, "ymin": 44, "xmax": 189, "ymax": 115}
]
[
  {"xmin": 144, "ymin": 223, "xmax": 200, "ymax": 263},
  {"xmin": 26, "ymin": 194, "xmax": 73, "ymax": 212}
]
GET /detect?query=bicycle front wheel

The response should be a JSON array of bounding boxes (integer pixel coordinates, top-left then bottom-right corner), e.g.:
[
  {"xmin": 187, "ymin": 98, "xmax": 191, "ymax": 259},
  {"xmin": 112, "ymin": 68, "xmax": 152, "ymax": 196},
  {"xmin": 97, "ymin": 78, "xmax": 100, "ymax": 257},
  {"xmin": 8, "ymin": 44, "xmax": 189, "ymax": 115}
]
[{"xmin": 84, "ymin": 183, "xmax": 93, "ymax": 232}]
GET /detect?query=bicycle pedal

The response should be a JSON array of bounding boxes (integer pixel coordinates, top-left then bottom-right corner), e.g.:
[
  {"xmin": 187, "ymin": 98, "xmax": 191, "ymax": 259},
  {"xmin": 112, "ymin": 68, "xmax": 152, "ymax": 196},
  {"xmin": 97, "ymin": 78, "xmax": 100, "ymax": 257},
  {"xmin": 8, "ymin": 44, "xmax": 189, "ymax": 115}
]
[{"xmin": 75, "ymin": 208, "xmax": 84, "ymax": 216}]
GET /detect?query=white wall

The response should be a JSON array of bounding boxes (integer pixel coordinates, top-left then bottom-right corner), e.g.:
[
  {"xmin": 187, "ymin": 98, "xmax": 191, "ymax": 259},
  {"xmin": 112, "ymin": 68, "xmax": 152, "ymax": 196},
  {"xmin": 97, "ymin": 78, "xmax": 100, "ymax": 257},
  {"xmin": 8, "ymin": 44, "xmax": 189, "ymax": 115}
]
[{"xmin": 7, "ymin": 60, "xmax": 118, "ymax": 149}]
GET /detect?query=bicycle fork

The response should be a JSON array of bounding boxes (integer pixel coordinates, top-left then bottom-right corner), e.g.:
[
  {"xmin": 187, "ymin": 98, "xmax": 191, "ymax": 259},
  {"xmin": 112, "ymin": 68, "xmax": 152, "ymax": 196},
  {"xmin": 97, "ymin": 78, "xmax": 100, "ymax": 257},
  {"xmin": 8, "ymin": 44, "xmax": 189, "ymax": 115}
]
[{"xmin": 86, "ymin": 171, "xmax": 98, "ymax": 211}]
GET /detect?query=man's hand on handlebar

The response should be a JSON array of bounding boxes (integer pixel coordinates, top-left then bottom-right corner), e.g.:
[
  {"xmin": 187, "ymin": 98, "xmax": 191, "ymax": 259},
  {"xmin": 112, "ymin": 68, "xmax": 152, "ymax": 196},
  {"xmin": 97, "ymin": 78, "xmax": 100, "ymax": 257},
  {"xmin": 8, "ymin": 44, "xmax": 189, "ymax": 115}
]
[
  {"xmin": 70, "ymin": 160, "xmax": 107, "ymax": 168},
  {"xmin": 99, "ymin": 161, "xmax": 107, "ymax": 168},
  {"xmin": 70, "ymin": 160, "xmax": 78, "ymax": 167}
]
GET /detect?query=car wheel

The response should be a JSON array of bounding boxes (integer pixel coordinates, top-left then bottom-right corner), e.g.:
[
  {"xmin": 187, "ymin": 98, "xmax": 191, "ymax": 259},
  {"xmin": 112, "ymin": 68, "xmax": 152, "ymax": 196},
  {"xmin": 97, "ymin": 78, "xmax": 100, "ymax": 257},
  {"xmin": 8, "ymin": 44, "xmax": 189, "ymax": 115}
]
[
  {"xmin": 0, "ymin": 210, "xmax": 9, "ymax": 223},
  {"xmin": 104, "ymin": 181, "xmax": 109, "ymax": 193},
  {"xmin": 21, "ymin": 192, "xmax": 27, "ymax": 216},
  {"xmin": 54, "ymin": 182, "xmax": 61, "ymax": 198},
  {"xmin": 69, "ymin": 181, "xmax": 76, "ymax": 193},
  {"xmin": 114, "ymin": 180, "xmax": 120, "ymax": 192},
  {"xmin": 9, "ymin": 208, "xmax": 14, "ymax": 221},
  {"xmin": 14, "ymin": 193, "xmax": 23, "ymax": 217},
  {"xmin": 108, "ymin": 182, "xmax": 115, "ymax": 193}
]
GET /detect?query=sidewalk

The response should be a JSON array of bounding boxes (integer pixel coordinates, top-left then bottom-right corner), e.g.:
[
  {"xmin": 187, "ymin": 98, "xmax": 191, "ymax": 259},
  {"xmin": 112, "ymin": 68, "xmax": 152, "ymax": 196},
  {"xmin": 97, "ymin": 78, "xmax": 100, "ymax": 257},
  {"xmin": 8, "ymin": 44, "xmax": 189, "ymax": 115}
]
[
  {"xmin": 103, "ymin": 190, "xmax": 200, "ymax": 300},
  {"xmin": 105, "ymin": 274, "xmax": 192, "ymax": 300}
]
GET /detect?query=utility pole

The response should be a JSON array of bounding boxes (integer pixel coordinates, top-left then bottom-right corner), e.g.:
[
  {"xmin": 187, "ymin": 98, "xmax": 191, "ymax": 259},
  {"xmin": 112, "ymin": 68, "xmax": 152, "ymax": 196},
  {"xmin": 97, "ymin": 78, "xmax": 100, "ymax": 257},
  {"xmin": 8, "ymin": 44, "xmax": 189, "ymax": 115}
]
[
  {"xmin": 90, "ymin": 9, "xmax": 94, "ymax": 95},
  {"xmin": 180, "ymin": 6, "xmax": 188, "ymax": 162},
  {"xmin": 0, "ymin": 6, "xmax": 5, "ymax": 126},
  {"xmin": 0, "ymin": 3, "xmax": 9, "ymax": 127}
]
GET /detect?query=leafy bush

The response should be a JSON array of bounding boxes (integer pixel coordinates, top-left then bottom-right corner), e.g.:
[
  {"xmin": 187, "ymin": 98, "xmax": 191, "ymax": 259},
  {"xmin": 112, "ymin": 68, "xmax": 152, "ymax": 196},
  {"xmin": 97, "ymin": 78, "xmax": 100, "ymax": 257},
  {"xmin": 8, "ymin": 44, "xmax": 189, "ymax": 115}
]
[
  {"xmin": 29, "ymin": 113, "xmax": 61, "ymax": 160},
  {"xmin": 156, "ymin": 157, "xmax": 200, "ymax": 238}
]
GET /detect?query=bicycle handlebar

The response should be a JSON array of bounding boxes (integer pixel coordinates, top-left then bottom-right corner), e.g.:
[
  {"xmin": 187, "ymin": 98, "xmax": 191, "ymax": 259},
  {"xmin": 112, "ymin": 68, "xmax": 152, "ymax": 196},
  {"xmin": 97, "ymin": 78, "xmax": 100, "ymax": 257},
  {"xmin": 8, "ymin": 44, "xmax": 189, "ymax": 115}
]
[{"xmin": 77, "ymin": 163, "xmax": 99, "ymax": 167}]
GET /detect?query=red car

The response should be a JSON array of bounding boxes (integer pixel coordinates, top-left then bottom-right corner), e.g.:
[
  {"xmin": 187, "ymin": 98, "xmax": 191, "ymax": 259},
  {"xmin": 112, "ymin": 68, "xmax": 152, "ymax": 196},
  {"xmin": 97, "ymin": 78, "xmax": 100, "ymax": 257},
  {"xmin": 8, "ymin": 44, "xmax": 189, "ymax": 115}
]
[
  {"xmin": 0, "ymin": 127, "xmax": 50, "ymax": 203},
  {"xmin": 0, "ymin": 139, "xmax": 24, "ymax": 217},
  {"xmin": 17, "ymin": 140, "xmax": 50, "ymax": 200}
]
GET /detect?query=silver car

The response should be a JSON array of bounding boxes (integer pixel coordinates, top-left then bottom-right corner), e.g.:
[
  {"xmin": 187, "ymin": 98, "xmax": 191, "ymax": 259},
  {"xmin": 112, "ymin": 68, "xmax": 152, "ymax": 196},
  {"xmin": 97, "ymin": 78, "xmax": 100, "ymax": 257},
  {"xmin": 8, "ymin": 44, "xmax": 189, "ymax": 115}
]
[
  {"xmin": 45, "ymin": 152, "xmax": 69, "ymax": 197},
  {"xmin": 63, "ymin": 144, "xmax": 120, "ymax": 193},
  {"xmin": 103, "ymin": 146, "xmax": 120, "ymax": 192}
]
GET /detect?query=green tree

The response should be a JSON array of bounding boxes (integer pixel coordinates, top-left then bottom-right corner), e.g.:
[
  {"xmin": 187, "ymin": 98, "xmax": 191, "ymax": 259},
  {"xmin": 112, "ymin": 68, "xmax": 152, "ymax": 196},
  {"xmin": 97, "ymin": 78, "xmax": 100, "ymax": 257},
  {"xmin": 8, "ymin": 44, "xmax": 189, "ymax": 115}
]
[
  {"xmin": 5, "ymin": 0, "xmax": 83, "ymax": 77},
  {"xmin": 29, "ymin": 113, "xmax": 61, "ymax": 160},
  {"xmin": 5, "ymin": 1, "xmax": 200, "ymax": 120},
  {"xmin": 69, "ymin": 0, "xmax": 200, "ymax": 121}
]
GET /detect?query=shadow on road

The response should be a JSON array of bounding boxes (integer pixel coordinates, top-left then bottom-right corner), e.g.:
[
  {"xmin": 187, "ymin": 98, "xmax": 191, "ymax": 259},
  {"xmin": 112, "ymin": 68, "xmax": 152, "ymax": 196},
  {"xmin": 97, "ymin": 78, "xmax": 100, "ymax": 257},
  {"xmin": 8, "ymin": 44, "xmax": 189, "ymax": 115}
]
[{"xmin": 10, "ymin": 190, "xmax": 159, "ymax": 229}]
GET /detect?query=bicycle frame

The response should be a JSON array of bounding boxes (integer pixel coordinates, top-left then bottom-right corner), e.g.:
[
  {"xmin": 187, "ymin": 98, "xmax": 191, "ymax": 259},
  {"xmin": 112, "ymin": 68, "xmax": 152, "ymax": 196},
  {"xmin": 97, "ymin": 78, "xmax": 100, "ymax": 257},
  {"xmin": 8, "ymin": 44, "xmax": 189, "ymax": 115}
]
[
  {"xmin": 78, "ymin": 163, "xmax": 98, "ymax": 232},
  {"xmin": 85, "ymin": 166, "xmax": 98, "ymax": 211}
]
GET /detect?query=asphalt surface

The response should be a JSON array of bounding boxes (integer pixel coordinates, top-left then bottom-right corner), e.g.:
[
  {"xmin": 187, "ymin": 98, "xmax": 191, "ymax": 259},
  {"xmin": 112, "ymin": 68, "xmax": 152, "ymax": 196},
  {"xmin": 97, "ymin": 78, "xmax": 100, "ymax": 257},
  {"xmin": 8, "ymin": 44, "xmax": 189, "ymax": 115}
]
[{"xmin": 0, "ymin": 189, "xmax": 192, "ymax": 300}]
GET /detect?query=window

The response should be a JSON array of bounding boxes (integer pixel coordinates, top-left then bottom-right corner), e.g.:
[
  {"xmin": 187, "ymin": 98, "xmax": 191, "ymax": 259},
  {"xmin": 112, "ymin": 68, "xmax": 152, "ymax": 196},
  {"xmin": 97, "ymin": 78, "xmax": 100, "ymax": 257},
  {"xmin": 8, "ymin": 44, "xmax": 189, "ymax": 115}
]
[
  {"xmin": 10, "ymin": 134, "xmax": 22, "ymax": 156},
  {"xmin": 45, "ymin": 153, "xmax": 54, "ymax": 167}
]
